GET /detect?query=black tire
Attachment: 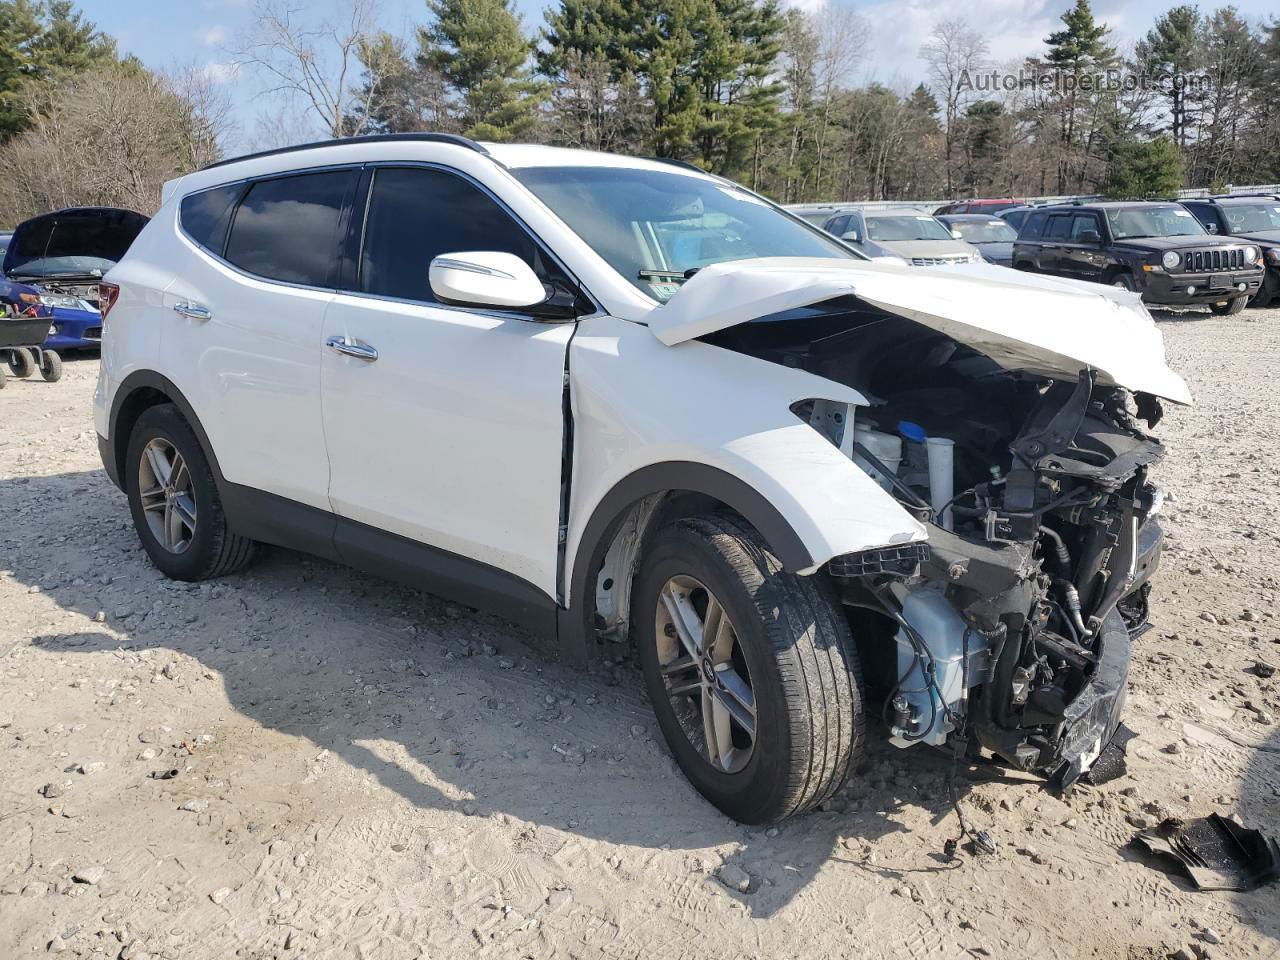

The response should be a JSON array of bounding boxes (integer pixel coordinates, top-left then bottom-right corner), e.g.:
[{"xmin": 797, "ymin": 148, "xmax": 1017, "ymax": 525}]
[
  {"xmin": 0, "ymin": 366, "xmax": 6, "ymax": 389},
  {"xmin": 1249, "ymin": 289, "xmax": 1272, "ymax": 309},
  {"xmin": 125, "ymin": 404, "xmax": 255, "ymax": 581},
  {"xmin": 38, "ymin": 349, "xmax": 62, "ymax": 382},
  {"xmin": 634, "ymin": 514, "xmax": 864, "ymax": 823},
  {"xmin": 1108, "ymin": 272, "xmax": 1136, "ymax": 291},
  {"xmin": 7, "ymin": 347, "xmax": 36, "ymax": 378},
  {"xmin": 1210, "ymin": 296, "xmax": 1247, "ymax": 316}
]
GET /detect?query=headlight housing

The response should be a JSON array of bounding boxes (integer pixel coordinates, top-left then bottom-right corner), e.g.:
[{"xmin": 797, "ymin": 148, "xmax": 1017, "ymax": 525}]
[
  {"xmin": 39, "ymin": 293, "xmax": 81, "ymax": 308},
  {"xmin": 1243, "ymin": 246, "xmax": 1258, "ymax": 264},
  {"xmin": 1161, "ymin": 251, "xmax": 1180, "ymax": 270}
]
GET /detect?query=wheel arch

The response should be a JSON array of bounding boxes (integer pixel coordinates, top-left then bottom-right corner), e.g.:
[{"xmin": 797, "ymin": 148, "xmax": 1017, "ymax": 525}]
[
  {"xmin": 107, "ymin": 371, "xmax": 227, "ymax": 496},
  {"xmin": 556, "ymin": 462, "xmax": 816, "ymax": 665}
]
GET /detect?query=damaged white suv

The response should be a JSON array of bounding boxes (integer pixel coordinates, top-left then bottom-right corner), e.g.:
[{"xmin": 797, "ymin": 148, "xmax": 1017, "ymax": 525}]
[{"xmin": 94, "ymin": 135, "xmax": 1189, "ymax": 824}]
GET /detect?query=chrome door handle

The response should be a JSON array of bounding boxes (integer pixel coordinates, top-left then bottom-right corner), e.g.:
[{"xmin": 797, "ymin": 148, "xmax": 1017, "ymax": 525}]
[
  {"xmin": 173, "ymin": 301, "xmax": 211, "ymax": 321},
  {"xmin": 325, "ymin": 335, "xmax": 378, "ymax": 361}
]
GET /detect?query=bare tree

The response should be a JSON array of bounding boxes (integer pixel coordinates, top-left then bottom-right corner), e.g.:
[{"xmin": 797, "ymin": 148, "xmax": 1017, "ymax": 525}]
[
  {"xmin": 165, "ymin": 62, "xmax": 239, "ymax": 168},
  {"xmin": 0, "ymin": 66, "xmax": 195, "ymax": 223},
  {"xmin": 236, "ymin": 0, "xmax": 381, "ymax": 139},
  {"xmin": 811, "ymin": 4, "xmax": 867, "ymax": 199},
  {"xmin": 920, "ymin": 18, "xmax": 988, "ymax": 196}
]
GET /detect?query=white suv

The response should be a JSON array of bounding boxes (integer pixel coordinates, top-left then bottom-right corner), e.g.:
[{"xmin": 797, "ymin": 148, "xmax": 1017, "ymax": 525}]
[{"xmin": 95, "ymin": 135, "xmax": 1189, "ymax": 823}]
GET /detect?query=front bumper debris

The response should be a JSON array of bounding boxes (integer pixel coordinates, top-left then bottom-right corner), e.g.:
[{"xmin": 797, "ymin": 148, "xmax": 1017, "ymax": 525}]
[{"xmin": 1049, "ymin": 608, "xmax": 1130, "ymax": 788}]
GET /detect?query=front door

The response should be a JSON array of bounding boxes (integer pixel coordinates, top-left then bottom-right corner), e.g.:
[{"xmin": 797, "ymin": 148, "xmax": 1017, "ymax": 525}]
[{"xmin": 320, "ymin": 165, "xmax": 576, "ymax": 603}]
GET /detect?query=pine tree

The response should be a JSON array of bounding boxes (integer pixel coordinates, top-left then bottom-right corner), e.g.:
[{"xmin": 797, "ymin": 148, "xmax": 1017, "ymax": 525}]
[
  {"xmin": 422, "ymin": 0, "xmax": 543, "ymax": 141},
  {"xmin": 0, "ymin": 0, "xmax": 115, "ymax": 142},
  {"xmin": 1138, "ymin": 6, "xmax": 1200, "ymax": 148},
  {"xmin": 1042, "ymin": 0, "xmax": 1117, "ymax": 192},
  {"xmin": 1103, "ymin": 135, "xmax": 1183, "ymax": 198}
]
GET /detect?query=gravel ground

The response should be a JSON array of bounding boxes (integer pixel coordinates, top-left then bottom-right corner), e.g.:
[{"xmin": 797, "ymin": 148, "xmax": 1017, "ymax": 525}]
[{"xmin": 1, "ymin": 309, "xmax": 1278, "ymax": 960}]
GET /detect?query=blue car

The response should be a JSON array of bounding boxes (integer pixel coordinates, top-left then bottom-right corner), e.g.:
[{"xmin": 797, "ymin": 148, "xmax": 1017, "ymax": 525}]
[{"xmin": 3, "ymin": 207, "xmax": 149, "ymax": 351}]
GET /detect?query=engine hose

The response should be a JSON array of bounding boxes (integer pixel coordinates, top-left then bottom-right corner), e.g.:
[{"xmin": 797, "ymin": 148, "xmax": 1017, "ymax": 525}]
[
  {"xmin": 1056, "ymin": 579, "xmax": 1091, "ymax": 641},
  {"xmin": 1038, "ymin": 525, "xmax": 1072, "ymax": 572}
]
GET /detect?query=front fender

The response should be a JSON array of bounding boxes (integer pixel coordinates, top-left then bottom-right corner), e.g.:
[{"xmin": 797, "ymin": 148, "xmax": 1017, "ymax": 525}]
[{"xmin": 564, "ymin": 315, "xmax": 925, "ymax": 606}]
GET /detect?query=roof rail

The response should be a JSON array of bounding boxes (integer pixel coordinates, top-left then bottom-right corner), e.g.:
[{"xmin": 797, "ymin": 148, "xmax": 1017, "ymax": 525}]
[
  {"xmin": 201, "ymin": 133, "xmax": 490, "ymax": 172},
  {"xmin": 647, "ymin": 157, "xmax": 709, "ymax": 175},
  {"xmin": 1207, "ymin": 192, "xmax": 1280, "ymax": 201}
]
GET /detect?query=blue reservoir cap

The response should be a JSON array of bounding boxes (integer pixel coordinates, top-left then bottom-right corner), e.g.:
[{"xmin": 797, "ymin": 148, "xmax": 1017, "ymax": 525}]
[{"xmin": 897, "ymin": 420, "xmax": 927, "ymax": 442}]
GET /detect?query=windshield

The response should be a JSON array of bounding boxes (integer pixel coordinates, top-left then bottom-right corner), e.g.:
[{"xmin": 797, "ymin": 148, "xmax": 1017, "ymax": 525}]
[
  {"xmin": 865, "ymin": 216, "xmax": 954, "ymax": 242},
  {"xmin": 1106, "ymin": 205, "xmax": 1205, "ymax": 240},
  {"xmin": 5, "ymin": 210, "xmax": 147, "ymax": 278},
  {"xmin": 948, "ymin": 219, "xmax": 1017, "ymax": 243},
  {"xmin": 1221, "ymin": 202, "xmax": 1280, "ymax": 233},
  {"xmin": 510, "ymin": 166, "xmax": 855, "ymax": 301}
]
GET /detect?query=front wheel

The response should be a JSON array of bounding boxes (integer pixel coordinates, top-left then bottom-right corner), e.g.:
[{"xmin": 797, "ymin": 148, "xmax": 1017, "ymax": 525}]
[
  {"xmin": 7, "ymin": 347, "xmax": 35, "ymax": 378},
  {"xmin": 125, "ymin": 404, "xmax": 256, "ymax": 581},
  {"xmin": 1210, "ymin": 296, "xmax": 1247, "ymax": 316},
  {"xmin": 1109, "ymin": 273, "xmax": 1136, "ymax": 291},
  {"xmin": 38, "ymin": 349, "xmax": 62, "ymax": 382},
  {"xmin": 634, "ymin": 514, "xmax": 864, "ymax": 823}
]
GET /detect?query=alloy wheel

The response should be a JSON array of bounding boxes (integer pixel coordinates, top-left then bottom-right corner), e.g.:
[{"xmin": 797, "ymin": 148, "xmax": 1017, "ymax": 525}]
[
  {"xmin": 654, "ymin": 575, "xmax": 756, "ymax": 774},
  {"xmin": 138, "ymin": 438, "xmax": 197, "ymax": 553}
]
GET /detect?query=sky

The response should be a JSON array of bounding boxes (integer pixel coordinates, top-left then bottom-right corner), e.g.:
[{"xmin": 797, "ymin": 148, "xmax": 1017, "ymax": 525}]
[{"xmin": 79, "ymin": 0, "xmax": 1280, "ymax": 152}]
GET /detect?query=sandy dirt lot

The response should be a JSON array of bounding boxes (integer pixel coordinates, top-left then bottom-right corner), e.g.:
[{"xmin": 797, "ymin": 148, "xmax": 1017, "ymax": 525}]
[{"xmin": 1, "ymin": 309, "xmax": 1278, "ymax": 960}]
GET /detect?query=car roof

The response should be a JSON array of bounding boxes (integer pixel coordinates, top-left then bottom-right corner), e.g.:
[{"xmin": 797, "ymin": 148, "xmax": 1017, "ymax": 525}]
[
  {"xmin": 1192, "ymin": 195, "xmax": 1280, "ymax": 204},
  {"xmin": 1034, "ymin": 201, "xmax": 1181, "ymax": 212}
]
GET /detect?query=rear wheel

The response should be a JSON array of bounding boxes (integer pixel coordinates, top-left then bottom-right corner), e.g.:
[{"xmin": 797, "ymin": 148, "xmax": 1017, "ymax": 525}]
[
  {"xmin": 7, "ymin": 347, "xmax": 35, "ymax": 378},
  {"xmin": 1210, "ymin": 296, "xmax": 1247, "ymax": 316},
  {"xmin": 126, "ymin": 404, "xmax": 255, "ymax": 581},
  {"xmin": 634, "ymin": 514, "xmax": 864, "ymax": 823},
  {"xmin": 38, "ymin": 349, "xmax": 62, "ymax": 382}
]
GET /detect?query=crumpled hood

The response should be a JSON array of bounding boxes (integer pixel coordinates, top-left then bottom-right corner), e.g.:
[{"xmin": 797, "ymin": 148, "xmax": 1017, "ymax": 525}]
[{"xmin": 646, "ymin": 257, "xmax": 1192, "ymax": 405}]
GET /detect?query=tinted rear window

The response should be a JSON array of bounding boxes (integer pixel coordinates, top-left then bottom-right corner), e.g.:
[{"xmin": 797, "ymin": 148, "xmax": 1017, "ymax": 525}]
[
  {"xmin": 180, "ymin": 184, "xmax": 244, "ymax": 257},
  {"xmin": 225, "ymin": 170, "xmax": 355, "ymax": 287}
]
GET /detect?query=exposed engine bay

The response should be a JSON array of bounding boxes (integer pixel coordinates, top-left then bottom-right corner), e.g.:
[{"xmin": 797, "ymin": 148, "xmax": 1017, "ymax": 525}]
[{"xmin": 702, "ymin": 295, "xmax": 1167, "ymax": 787}]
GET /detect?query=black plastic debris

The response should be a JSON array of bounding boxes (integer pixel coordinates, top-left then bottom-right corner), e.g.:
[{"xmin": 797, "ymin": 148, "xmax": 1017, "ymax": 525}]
[
  {"xmin": 1132, "ymin": 814, "xmax": 1280, "ymax": 891},
  {"xmin": 1082, "ymin": 723, "xmax": 1135, "ymax": 786}
]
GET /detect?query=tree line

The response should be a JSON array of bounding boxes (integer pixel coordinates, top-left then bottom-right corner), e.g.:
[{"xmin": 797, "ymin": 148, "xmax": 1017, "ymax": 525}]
[
  {"xmin": 0, "ymin": 1, "xmax": 231, "ymax": 225},
  {"xmin": 1, "ymin": 0, "xmax": 1278, "ymax": 228}
]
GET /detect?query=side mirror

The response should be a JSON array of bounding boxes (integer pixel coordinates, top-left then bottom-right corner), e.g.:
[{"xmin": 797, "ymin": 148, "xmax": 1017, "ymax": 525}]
[
  {"xmin": 951, "ymin": 229, "xmax": 964, "ymax": 240},
  {"xmin": 1205, "ymin": 223, "xmax": 1219, "ymax": 234},
  {"xmin": 840, "ymin": 229, "xmax": 861, "ymax": 244},
  {"xmin": 429, "ymin": 251, "xmax": 546, "ymax": 309},
  {"xmin": 1078, "ymin": 229, "xmax": 1101, "ymax": 243}
]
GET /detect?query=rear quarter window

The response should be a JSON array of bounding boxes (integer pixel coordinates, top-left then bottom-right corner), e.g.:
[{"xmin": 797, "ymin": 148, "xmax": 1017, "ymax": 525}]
[
  {"xmin": 179, "ymin": 184, "xmax": 244, "ymax": 257},
  {"xmin": 225, "ymin": 169, "xmax": 356, "ymax": 287}
]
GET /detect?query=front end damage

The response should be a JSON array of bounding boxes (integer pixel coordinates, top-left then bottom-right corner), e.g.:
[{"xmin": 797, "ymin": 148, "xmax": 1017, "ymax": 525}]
[{"xmin": 681, "ymin": 273, "xmax": 1181, "ymax": 788}]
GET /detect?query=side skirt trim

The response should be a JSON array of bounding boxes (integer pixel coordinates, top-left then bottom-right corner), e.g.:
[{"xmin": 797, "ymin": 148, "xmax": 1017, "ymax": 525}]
[{"xmin": 223, "ymin": 482, "xmax": 558, "ymax": 644}]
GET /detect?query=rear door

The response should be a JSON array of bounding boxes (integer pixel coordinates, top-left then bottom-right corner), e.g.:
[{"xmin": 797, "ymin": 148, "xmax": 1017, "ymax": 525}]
[
  {"xmin": 1060, "ymin": 211, "xmax": 1106, "ymax": 281},
  {"xmin": 164, "ymin": 168, "xmax": 358, "ymax": 512},
  {"xmin": 320, "ymin": 164, "xmax": 577, "ymax": 603}
]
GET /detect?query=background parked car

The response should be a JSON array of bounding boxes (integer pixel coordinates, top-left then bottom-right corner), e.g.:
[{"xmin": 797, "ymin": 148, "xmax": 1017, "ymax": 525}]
[
  {"xmin": 936, "ymin": 214, "xmax": 1018, "ymax": 266},
  {"xmin": 3, "ymin": 207, "xmax": 149, "ymax": 351},
  {"xmin": 1179, "ymin": 195, "xmax": 1280, "ymax": 308},
  {"xmin": 998, "ymin": 205, "xmax": 1035, "ymax": 233},
  {"xmin": 1012, "ymin": 201, "xmax": 1263, "ymax": 314},
  {"xmin": 0, "ymin": 232, "xmax": 11, "ymax": 261},
  {"xmin": 821, "ymin": 210, "xmax": 982, "ymax": 265},
  {"xmin": 932, "ymin": 198, "xmax": 1020, "ymax": 215}
]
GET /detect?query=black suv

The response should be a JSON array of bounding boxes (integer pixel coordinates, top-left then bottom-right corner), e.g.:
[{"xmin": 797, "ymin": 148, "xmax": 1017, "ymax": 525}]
[
  {"xmin": 1180, "ymin": 195, "xmax": 1280, "ymax": 308},
  {"xmin": 1012, "ymin": 201, "xmax": 1264, "ymax": 314}
]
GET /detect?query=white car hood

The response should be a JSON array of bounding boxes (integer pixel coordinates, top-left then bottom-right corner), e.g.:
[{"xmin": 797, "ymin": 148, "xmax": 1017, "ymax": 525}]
[{"xmin": 647, "ymin": 257, "xmax": 1192, "ymax": 405}]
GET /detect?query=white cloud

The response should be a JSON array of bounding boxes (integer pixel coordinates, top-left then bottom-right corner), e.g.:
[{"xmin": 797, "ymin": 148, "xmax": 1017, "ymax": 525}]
[
  {"xmin": 198, "ymin": 61, "xmax": 239, "ymax": 85},
  {"xmin": 200, "ymin": 24, "xmax": 229, "ymax": 48}
]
